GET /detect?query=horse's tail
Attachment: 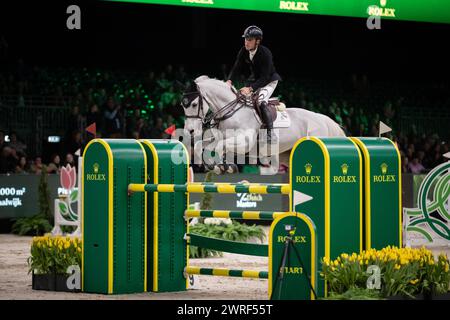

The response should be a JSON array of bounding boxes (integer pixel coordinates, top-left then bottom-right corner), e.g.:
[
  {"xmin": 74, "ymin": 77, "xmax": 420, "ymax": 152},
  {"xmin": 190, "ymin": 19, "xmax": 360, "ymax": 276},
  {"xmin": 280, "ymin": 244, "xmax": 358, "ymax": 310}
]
[{"xmin": 337, "ymin": 124, "xmax": 349, "ymax": 136}]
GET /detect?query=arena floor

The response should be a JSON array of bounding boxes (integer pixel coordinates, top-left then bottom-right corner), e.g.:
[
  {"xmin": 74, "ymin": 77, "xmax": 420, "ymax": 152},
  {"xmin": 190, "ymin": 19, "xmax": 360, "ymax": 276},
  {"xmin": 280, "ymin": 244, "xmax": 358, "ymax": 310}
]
[
  {"xmin": 1, "ymin": 233, "xmax": 448, "ymax": 300},
  {"xmin": 0, "ymin": 234, "xmax": 268, "ymax": 300}
]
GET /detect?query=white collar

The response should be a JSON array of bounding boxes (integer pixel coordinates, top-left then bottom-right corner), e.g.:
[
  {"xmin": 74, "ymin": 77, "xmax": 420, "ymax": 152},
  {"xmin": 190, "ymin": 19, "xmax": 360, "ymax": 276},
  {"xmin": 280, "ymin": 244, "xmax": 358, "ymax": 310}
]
[{"xmin": 249, "ymin": 46, "xmax": 258, "ymax": 60}]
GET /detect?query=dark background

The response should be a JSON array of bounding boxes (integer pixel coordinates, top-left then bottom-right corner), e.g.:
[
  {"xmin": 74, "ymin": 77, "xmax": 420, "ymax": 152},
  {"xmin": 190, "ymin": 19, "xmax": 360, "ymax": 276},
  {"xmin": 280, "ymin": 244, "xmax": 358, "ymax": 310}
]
[{"xmin": 1, "ymin": 0, "xmax": 449, "ymax": 81}]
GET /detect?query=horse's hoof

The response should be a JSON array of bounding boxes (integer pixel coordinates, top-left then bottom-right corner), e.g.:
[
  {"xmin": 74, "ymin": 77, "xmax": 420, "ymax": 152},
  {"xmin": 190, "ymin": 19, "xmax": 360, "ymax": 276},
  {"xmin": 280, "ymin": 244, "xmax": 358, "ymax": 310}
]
[
  {"xmin": 213, "ymin": 165, "xmax": 222, "ymax": 175},
  {"xmin": 227, "ymin": 164, "xmax": 238, "ymax": 174}
]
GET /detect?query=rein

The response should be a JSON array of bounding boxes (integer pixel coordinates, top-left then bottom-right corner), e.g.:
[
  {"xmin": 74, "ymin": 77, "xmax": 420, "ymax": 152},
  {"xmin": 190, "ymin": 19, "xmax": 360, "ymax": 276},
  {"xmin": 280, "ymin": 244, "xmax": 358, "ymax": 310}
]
[
  {"xmin": 203, "ymin": 89, "xmax": 265, "ymax": 127},
  {"xmin": 182, "ymin": 84, "xmax": 265, "ymax": 129}
]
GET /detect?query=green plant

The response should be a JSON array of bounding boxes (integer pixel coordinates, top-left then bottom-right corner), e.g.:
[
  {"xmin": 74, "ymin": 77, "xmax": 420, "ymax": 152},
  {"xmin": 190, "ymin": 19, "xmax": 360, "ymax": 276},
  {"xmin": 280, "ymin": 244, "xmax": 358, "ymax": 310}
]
[
  {"xmin": 12, "ymin": 165, "xmax": 53, "ymax": 235},
  {"xmin": 322, "ymin": 246, "xmax": 450, "ymax": 299},
  {"xmin": 189, "ymin": 172, "xmax": 266, "ymax": 258},
  {"xmin": 61, "ymin": 225, "xmax": 77, "ymax": 234},
  {"xmin": 420, "ymin": 253, "xmax": 450, "ymax": 295},
  {"xmin": 28, "ymin": 235, "xmax": 82, "ymax": 275},
  {"xmin": 324, "ymin": 287, "xmax": 382, "ymax": 300},
  {"xmin": 38, "ymin": 165, "xmax": 52, "ymax": 222},
  {"xmin": 11, "ymin": 214, "xmax": 52, "ymax": 236},
  {"xmin": 189, "ymin": 220, "xmax": 266, "ymax": 258},
  {"xmin": 200, "ymin": 171, "xmax": 214, "ymax": 211}
]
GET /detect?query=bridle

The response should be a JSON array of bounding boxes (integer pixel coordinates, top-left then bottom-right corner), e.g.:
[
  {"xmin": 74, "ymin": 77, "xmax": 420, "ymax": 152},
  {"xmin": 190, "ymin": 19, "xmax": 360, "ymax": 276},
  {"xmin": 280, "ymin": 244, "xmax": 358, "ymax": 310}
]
[
  {"xmin": 182, "ymin": 84, "xmax": 264, "ymax": 129},
  {"xmin": 181, "ymin": 90, "xmax": 207, "ymax": 120}
]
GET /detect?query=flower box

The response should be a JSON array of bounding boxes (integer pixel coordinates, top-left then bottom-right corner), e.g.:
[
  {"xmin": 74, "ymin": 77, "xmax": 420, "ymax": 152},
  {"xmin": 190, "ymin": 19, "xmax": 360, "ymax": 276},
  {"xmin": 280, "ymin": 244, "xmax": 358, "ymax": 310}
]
[
  {"xmin": 387, "ymin": 293, "xmax": 428, "ymax": 300},
  {"xmin": 29, "ymin": 235, "xmax": 82, "ymax": 292},
  {"xmin": 32, "ymin": 272, "xmax": 55, "ymax": 291},
  {"xmin": 32, "ymin": 272, "xmax": 81, "ymax": 292},
  {"xmin": 431, "ymin": 292, "xmax": 450, "ymax": 300},
  {"xmin": 388, "ymin": 291, "xmax": 450, "ymax": 300},
  {"xmin": 55, "ymin": 273, "xmax": 81, "ymax": 292}
]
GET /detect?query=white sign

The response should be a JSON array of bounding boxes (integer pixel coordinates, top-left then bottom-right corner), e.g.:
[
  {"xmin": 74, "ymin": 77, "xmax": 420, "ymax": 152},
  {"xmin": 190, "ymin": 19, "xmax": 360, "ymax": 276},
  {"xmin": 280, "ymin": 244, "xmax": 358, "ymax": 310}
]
[{"xmin": 0, "ymin": 187, "xmax": 27, "ymax": 208}]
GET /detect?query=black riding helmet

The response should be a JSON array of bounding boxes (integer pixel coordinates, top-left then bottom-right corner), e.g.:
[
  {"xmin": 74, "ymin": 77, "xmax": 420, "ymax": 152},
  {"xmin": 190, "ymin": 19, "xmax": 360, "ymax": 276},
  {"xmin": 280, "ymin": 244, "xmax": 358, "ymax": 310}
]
[{"xmin": 242, "ymin": 25, "xmax": 263, "ymax": 40}]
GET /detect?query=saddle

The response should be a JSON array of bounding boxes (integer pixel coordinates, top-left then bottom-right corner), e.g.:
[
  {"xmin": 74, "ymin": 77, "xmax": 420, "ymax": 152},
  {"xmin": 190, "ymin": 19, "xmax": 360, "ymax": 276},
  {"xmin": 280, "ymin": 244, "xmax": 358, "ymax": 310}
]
[{"xmin": 252, "ymin": 96, "xmax": 282, "ymax": 125}]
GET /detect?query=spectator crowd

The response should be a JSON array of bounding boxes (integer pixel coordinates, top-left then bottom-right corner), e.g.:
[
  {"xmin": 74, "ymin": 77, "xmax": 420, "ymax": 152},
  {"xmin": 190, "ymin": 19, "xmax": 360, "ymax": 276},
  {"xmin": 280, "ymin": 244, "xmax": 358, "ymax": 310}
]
[{"xmin": 1, "ymin": 60, "xmax": 448, "ymax": 175}]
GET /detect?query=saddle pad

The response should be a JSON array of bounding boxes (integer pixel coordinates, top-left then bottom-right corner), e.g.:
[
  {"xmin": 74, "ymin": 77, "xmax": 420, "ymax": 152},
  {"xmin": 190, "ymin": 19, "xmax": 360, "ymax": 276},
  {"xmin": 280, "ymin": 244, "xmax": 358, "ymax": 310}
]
[{"xmin": 273, "ymin": 110, "xmax": 290, "ymax": 128}]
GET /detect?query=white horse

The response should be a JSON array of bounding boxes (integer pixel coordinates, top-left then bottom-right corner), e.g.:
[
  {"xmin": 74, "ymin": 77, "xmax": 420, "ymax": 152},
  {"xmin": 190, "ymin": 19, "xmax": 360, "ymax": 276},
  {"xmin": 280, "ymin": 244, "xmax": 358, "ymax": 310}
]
[{"xmin": 181, "ymin": 75, "xmax": 345, "ymax": 174}]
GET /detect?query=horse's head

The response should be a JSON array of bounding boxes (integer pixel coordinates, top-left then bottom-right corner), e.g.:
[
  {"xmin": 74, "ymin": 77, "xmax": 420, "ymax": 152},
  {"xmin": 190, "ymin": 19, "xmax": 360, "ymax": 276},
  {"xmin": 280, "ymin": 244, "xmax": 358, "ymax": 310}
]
[
  {"xmin": 180, "ymin": 75, "xmax": 238, "ymax": 137},
  {"xmin": 180, "ymin": 80, "xmax": 208, "ymax": 137}
]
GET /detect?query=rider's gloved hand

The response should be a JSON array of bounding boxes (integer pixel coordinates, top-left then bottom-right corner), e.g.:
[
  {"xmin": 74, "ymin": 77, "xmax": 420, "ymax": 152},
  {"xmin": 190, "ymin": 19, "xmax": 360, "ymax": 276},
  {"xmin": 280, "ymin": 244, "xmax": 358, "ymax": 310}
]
[{"xmin": 240, "ymin": 87, "xmax": 253, "ymax": 96}]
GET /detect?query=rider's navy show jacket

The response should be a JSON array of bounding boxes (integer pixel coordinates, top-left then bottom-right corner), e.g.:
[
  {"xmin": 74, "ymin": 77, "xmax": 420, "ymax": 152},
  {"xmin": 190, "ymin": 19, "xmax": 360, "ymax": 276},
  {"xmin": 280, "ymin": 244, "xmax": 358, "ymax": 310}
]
[{"xmin": 227, "ymin": 45, "xmax": 282, "ymax": 91}]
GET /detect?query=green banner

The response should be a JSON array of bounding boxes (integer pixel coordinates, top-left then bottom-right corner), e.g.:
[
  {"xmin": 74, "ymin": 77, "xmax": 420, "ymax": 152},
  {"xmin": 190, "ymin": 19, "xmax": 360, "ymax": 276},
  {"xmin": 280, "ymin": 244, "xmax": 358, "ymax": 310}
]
[{"xmin": 108, "ymin": 0, "xmax": 450, "ymax": 24}]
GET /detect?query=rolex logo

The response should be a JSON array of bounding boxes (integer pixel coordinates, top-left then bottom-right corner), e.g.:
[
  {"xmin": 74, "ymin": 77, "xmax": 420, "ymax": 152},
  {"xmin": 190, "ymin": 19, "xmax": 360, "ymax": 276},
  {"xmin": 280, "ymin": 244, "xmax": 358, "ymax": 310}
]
[
  {"xmin": 87, "ymin": 163, "xmax": 106, "ymax": 181},
  {"xmin": 367, "ymin": 0, "xmax": 396, "ymax": 17},
  {"xmin": 333, "ymin": 163, "xmax": 356, "ymax": 183},
  {"xmin": 374, "ymin": 162, "xmax": 395, "ymax": 183},
  {"xmin": 305, "ymin": 163, "xmax": 312, "ymax": 175},
  {"xmin": 341, "ymin": 163, "xmax": 349, "ymax": 175},
  {"xmin": 381, "ymin": 163, "xmax": 388, "ymax": 175}
]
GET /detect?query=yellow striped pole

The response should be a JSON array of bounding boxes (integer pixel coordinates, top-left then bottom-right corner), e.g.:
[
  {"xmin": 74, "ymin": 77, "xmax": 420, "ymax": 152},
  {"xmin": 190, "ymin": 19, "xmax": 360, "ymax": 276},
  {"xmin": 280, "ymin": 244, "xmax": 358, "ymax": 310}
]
[
  {"xmin": 185, "ymin": 210, "xmax": 289, "ymax": 220},
  {"xmin": 128, "ymin": 183, "xmax": 291, "ymax": 195},
  {"xmin": 185, "ymin": 266, "xmax": 268, "ymax": 279}
]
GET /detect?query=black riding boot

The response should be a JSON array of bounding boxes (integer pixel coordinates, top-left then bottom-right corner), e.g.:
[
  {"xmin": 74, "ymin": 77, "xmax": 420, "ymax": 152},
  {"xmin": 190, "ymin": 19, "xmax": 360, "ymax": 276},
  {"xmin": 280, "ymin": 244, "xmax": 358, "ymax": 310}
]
[{"xmin": 260, "ymin": 101, "xmax": 276, "ymax": 143}]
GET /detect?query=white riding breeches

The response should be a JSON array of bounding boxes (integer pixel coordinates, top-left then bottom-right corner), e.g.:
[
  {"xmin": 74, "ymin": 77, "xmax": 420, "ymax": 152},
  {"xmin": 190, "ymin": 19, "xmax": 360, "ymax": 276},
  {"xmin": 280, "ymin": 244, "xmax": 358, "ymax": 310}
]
[{"xmin": 257, "ymin": 80, "xmax": 278, "ymax": 104}]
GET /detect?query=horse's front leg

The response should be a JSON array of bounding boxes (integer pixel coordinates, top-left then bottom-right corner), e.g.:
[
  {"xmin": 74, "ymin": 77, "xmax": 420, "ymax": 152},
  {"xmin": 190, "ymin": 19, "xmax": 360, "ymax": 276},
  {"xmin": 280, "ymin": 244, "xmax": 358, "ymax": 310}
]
[{"xmin": 213, "ymin": 129, "xmax": 258, "ymax": 174}]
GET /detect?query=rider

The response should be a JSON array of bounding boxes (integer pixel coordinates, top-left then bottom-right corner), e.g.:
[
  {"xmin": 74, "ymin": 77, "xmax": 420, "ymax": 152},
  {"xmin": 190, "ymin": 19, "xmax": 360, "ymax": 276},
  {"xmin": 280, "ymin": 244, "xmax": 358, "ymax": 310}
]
[{"xmin": 226, "ymin": 25, "xmax": 282, "ymax": 143}]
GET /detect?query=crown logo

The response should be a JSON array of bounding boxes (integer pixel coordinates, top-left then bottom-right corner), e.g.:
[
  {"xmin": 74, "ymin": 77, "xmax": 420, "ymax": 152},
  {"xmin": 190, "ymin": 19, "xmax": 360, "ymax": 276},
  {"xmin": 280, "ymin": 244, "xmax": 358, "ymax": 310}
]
[
  {"xmin": 305, "ymin": 163, "xmax": 312, "ymax": 175},
  {"xmin": 381, "ymin": 163, "xmax": 388, "ymax": 175},
  {"xmin": 93, "ymin": 163, "xmax": 99, "ymax": 174},
  {"xmin": 341, "ymin": 163, "xmax": 349, "ymax": 175}
]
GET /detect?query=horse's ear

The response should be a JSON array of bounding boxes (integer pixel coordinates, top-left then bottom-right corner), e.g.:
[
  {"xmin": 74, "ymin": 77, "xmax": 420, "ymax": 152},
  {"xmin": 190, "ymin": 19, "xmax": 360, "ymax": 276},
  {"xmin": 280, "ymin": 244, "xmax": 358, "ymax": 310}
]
[
  {"xmin": 185, "ymin": 81, "xmax": 198, "ymax": 93},
  {"xmin": 195, "ymin": 75, "xmax": 209, "ymax": 83}
]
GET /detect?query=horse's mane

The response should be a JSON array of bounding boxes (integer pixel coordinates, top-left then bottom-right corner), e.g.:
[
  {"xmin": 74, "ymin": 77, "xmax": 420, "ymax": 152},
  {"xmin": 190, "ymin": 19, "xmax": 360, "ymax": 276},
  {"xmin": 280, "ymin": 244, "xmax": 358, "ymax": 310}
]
[
  {"xmin": 193, "ymin": 75, "xmax": 236, "ymax": 105},
  {"xmin": 195, "ymin": 75, "xmax": 228, "ymax": 90}
]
